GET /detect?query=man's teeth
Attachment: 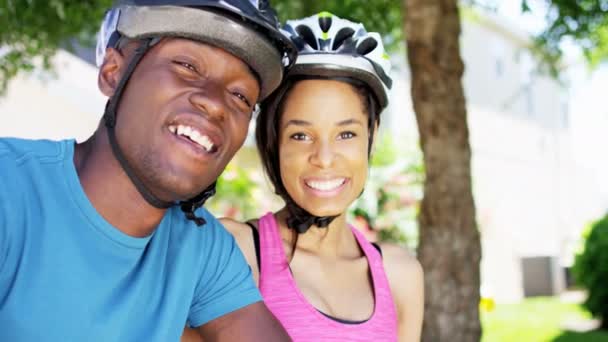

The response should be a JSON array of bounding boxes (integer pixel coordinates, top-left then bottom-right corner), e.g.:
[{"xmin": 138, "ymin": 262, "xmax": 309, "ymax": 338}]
[
  {"xmin": 168, "ymin": 125, "xmax": 214, "ymax": 152},
  {"xmin": 306, "ymin": 178, "xmax": 346, "ymax": 191}
]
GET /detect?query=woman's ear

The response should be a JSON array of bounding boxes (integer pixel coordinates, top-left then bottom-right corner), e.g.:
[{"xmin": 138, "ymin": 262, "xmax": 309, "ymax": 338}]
[{"xmin": 98, "ymin": 47, "xmax": 126, "ymax": 97}]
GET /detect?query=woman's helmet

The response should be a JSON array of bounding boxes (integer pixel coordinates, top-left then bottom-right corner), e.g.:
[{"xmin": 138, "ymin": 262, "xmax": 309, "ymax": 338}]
[
  {"xmin": 257, "ymin": 13, "xmax": 393, "ymax": 234},
  {"xmin": 281, "ymin": 11, "xmax": 392, "ymax": 108}
]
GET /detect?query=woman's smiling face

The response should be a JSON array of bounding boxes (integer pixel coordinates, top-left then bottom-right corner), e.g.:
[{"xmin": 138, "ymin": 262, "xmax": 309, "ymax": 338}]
[{"xmin": 278, "ymin": 79, "xmax": 373, "ymax": 217}]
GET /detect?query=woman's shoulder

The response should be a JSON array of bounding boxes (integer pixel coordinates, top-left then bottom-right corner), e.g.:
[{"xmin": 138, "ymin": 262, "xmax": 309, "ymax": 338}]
[
  {"xmin": 219, "ymin": 217, "xmax": 258, "ymax": 236},
  {"xmin": 377, "ymin": 242, "xmax": 424, "ymax": 306},
  {"xmin": 218, "ymin": 217, "xmax": 261, "ymax": 252},
  {"xmin": 376, "ymin": 243, "xmax": 421, "ymax": 271},
  {"xmin": 219, "ymin": 217, "xmax": 262, "ymax": 283}
]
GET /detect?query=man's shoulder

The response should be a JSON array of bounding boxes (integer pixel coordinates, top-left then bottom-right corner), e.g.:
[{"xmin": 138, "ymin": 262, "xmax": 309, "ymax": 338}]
[
  {"xmin": 0, "ymin": 137, "xmax": 69, "ymax": 166},
  {"xmin": 168, "ymin": 206, "xmax": 233, "ymax": 247},
  {"xmin": 0, "ymin": 138, "xmax": 72, "ymax": 213},
  {"xmin": 164, "ymin": 207, "xmax": 252, "ymax": 294}
]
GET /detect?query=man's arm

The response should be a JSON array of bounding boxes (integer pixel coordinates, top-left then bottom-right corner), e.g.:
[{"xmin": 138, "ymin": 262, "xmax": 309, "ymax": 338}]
[
  {"xmin": 0, "ymin": 164, "xmax": 8, "ymax": 275},
  {"xmin": 185, "ymin": 215, "xmax": 289, "ymax": 341},
  {"xmin": 196, "ymin": 302, "xmax": 289, "ymax": 341}
]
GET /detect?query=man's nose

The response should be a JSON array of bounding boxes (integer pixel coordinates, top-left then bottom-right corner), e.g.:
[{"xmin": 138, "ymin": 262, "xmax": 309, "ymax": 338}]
[{"xmin": 189, "ymin": 85, "xmax": 227, "ymax": 122}]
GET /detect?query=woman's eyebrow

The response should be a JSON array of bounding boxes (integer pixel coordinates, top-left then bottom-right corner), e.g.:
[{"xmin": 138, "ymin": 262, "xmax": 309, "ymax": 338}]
[
  {"xmin": 283, "ymin": 119, "xmax": 311, "ymax": 128},
  {"xmin": 282, "ymin": 118, "xmax": 363, "ymax": 129},
  {"xmin": 336, "ymin": 118, "xmax": 364, "ymax": 126}
]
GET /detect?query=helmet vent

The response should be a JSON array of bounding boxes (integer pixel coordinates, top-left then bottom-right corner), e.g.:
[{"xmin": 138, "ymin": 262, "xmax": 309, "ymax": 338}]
[
  {"xmin": 356, "ymin": 37, "xmax": 378, "ymax": 55},
  {"xmin": 296, "ymin": 25, "xmax": 318, "ymax": 50},
  {"xmin": 319, "ymin": 16, "xmax": 332, "ymax": 33},
  {"xmin": 332, "ymin": 27, "xmax": 355, "ymax": 50}
]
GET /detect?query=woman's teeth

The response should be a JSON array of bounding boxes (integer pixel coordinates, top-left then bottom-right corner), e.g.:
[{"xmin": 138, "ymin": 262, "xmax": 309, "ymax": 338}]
[
  {"xmin": 169, "ymin": 125, "xmax": 214, "ymax": 152},
  {"xmin": 306, "ymin": 178, "xmax": 346, "ymax": 191}
]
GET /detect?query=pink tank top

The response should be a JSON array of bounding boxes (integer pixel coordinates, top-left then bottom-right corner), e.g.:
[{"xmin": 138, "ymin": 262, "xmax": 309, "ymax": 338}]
[{"xmin": 258, "ymin": 213, "xmax": 398, "ymax": 341}]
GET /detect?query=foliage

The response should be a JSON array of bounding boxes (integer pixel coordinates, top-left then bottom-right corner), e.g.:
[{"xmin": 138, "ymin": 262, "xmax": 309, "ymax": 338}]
[
  {"xmin": 481, "ymin": 296, "xmax": 605, "ymax": 342},
  {"xmin": 0, "ymin": 0, "xmax": 112, "ymax": 92},
  {"xmin": 370, "ymin": 133, "xmax": 398, "ymax": 167},
  {"xmin": 348, "ymin": 133, "xmax": 423, "ymax": 249},
  {"xmin": 2, "ymin": 0, "xmax": 608, "ymax": 92},
  {"xmin": 572, "ymin": 215, "xmax": 608, "ymax": 329},
  {"xmin": 271, "ymin": 0, "xmax": 403, "ymax": 50},
  {"xmin": 206, "ymin": 163, "xmax": 259, "ymax": 220},
  {"xmin": 529, "ymin": 0, "xmax": 608, "ymax": 67}
]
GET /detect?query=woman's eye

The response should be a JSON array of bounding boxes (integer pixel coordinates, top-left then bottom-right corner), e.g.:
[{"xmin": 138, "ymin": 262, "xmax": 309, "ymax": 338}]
[
  {"xmin": 290, "ymin": 133, "xmax": 310, "ymax": 141},
  {"xmin": 339, "ymin": 131, "xmax": 356, "ymax": 139},
  {"xmin": 232, "ymin": 92, "xmax": 252, "ymax": 108}
]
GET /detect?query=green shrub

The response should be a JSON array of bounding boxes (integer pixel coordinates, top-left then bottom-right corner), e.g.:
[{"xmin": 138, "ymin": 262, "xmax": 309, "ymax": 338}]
[{"xmin": 573, "ymin": 214, "xmax": 608, "ymax": 330}]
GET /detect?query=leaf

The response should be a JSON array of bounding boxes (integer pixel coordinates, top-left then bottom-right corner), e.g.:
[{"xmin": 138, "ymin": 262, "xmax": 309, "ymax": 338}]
[{"xmin": 521, "ymin": 0, "xmax": 531, "ymax": 13}]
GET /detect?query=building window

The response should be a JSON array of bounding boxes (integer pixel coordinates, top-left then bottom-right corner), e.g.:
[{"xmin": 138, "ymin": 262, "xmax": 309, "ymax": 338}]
[
  {"xmin": 496, "ymin": 59, "xmax": 504, "ymax": 77},
  {"xmin": 561, "ymin": 102, "xmax": 569, "ymax": 129},
  {"xmin": 525, "ymin": 84, "xmax": 534, "ymax": 117}
]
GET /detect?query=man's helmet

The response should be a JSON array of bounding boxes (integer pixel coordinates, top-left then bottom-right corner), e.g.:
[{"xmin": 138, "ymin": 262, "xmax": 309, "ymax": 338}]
[
  {"xmin": 95, "ymin": 1, "xmax": 297, "ymax": 225},
  {"xmin": 97, "ymin": 0, "xmax": 297, "ymax": 99}
]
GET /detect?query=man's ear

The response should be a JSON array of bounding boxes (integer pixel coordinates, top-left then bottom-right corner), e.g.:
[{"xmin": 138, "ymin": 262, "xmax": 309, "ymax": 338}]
[{"xmin": 98, "ymin": 47, "xmax": 126, "ymax": 97}]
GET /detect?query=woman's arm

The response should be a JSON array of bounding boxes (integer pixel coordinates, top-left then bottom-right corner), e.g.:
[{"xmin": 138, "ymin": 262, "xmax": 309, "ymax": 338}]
[{"xmin": 380, "ymin": 243, "xmax": 424, "ymax": 341}]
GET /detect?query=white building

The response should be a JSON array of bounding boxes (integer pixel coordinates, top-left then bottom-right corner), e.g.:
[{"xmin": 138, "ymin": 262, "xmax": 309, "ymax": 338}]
[
  {"xmin": 0, "ymin": 50, "xmax": 104, "ymax": 141},
  {"xmin": 384, "ymin": 12, "xmax": 608, "ymax": 302}
]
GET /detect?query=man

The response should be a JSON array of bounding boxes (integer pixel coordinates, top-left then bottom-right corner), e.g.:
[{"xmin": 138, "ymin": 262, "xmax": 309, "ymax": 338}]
[{"xmin": 0, "ymin": 1, "xmax": 296, "ymax": 341}]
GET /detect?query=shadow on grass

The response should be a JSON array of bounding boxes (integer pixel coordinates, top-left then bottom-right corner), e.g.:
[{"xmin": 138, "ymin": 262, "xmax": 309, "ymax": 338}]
[{"xmin": 553, "ymin": 330, "xmax": 608, "ymax": 342}]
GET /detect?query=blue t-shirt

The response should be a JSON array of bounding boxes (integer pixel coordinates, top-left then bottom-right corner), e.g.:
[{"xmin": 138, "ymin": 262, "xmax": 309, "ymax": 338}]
[{"xmin": 0, "ymin": 138, "xmax": 261, "ymax": 341}]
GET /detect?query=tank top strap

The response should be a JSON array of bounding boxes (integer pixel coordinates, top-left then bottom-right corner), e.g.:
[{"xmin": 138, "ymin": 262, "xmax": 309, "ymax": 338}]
[
  {"xmin": 349, "ymin": 226, "xmax": 398, "ymax": 325},
  {"xmin": 258, "ymin": 212, "xmax": 289, "ymax": 275},
  {"xmin": 349, "ymin": 226, "xmax": 382, "ymax": 268}
]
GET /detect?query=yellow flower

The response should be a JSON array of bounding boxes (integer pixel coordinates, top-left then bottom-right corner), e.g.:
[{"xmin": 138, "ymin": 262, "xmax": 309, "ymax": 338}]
[{"xmin": 480, "ymin": 297, "xmax": 496, "ymax": 312}]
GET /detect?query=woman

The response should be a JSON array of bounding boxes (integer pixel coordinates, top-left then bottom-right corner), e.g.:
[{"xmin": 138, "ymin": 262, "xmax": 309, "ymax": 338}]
[{"xmin": 185, "ymin": 12, "xmax": 423, "ymax": 342}]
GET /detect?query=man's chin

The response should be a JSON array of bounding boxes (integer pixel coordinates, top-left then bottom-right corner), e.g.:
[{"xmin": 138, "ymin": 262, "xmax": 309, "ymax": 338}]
[{"xmin": 156, "ymin": 182, "xmax": 214, "ymax": 204}]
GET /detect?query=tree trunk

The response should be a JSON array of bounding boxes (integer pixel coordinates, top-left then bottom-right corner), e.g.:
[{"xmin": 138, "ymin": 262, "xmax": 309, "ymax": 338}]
[
  {"xmin": 601, "ymin": 317, "xmax": 608, "ymax": 331},
  {"xmin": 403, "ymin": 1, "xmax": 482, "ymax": 341}
]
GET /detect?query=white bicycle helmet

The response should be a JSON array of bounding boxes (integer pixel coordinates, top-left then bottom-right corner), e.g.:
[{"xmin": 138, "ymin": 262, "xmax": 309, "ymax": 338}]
[{"xmin": 282, "ymin": 12, "xmax": 392, "ymax": 108}]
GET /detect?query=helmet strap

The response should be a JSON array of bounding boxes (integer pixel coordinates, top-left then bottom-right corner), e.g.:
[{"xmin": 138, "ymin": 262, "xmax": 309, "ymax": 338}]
[
  {"xmin": 179, "ymin": 182, "xmax": 217, "ymax": 227},
  {"xmin": 285, "ymin": 198, "xmax": 338, "ymax": 234},
  {"xmin": 103, "ymin": 37, "xmax": 220, "ymax": 225},
  {"xmin": 103, "ymin": 37, "xmax": 174, "ymax": 209}
]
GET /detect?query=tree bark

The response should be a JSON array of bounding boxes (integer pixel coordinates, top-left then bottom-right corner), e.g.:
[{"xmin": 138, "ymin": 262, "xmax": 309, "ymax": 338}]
[{"xmin": 403, "ymin": 1, "xmax": 482, "ymax": 341}]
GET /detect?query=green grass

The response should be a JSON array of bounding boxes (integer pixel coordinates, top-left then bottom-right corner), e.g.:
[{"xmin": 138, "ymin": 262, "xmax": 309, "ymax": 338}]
[{"xmin": 481, "ymin": 297, "xmax": 608, "ymax": 342}]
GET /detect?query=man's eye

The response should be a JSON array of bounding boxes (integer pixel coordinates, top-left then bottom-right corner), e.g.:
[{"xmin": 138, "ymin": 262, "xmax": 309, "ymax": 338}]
[
  {"xmin": 339, "ymin": 131, "xmax": 356, "ymax": 139},
  {"xmin": 232, "ymin": 92, "xmax": 252, "ymax": 108},
  {"xmin": 174, "ymin": 61, "xmax": 197, "ymax": 72}
]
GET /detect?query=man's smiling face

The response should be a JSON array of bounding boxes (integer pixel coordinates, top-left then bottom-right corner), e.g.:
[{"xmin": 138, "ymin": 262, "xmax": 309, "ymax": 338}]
[{"xmin": 99, "ymin": 37, "xmax": 259, "ymax": 202}]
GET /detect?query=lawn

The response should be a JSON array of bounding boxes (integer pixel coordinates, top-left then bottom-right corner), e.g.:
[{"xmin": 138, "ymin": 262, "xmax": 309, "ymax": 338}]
[{"xmin": 481, "ymin": 297, "xmax": 608, "ymax": 342}]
